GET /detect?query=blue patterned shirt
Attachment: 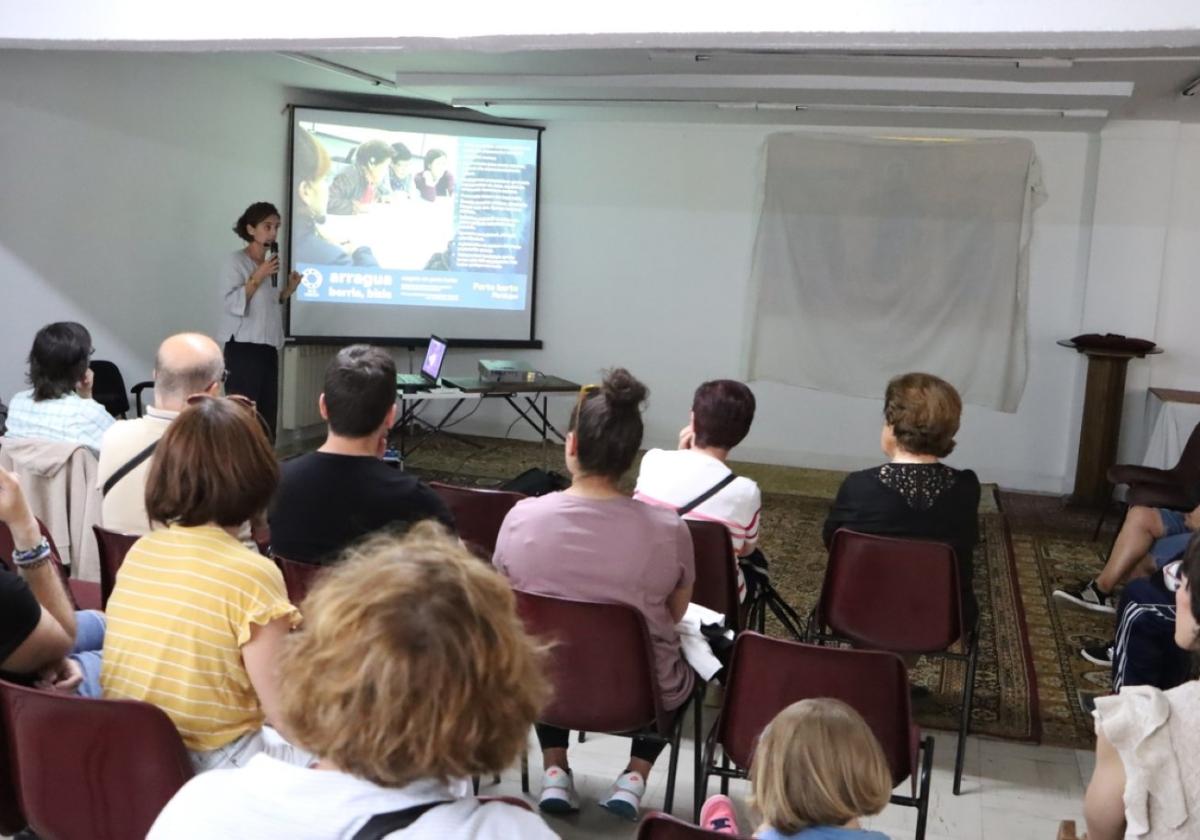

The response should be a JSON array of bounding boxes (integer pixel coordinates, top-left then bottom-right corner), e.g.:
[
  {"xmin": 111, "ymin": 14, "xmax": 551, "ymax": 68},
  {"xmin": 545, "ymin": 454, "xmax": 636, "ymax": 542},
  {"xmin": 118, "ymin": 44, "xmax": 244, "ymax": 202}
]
[{"xmin": 4, "ymin": 389, "xmax": 115, "ymax": 453}]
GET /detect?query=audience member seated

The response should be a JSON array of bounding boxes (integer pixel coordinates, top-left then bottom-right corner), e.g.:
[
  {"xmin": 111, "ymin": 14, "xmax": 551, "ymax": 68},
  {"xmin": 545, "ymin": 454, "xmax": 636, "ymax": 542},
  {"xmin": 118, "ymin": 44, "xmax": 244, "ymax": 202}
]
[
  {"xmin": 96, "ymin": 333, "xmax": 224, "ymax": 534},
  {"xmin": 101, "ymin": 395, "xmax": 305, "ymax": 772},
  {"xmin": 493, "ymin": 369, "xmax": 694, "ymax": 821},
  {"xmin": 822, "ymin": 372, "xmax": 981, "ymax": 625},
  {"xmin": 0, "ymin": 467, "xmax": 103, "ymax": 696},
  {"xmin": 1082, "ymin": 534, "xmax": 1200, "ymax": 840},
  {"xmin": 1096, "ymin": 562, "xmax": 1192, "ymax": 699},
  {"xmin": 699, "ymin": 698, "xmax": 893, "ymax": 838},
  {"xmin": 635, "ymin": 379, "xmax": 762, "ymax": 600},
  {"xmin": 268, "ymin": 345, "xmax": 454, "ymax": 564},
  {"xmin": 327, "ymin": 139, "xmax": 392, "ymax": 215},
  {"xmin": 1055, "ymin": 504, "xmax": 1198, "ymax": 615},
  {"xmin": 148, "ymin": 523, "xmax": 558, "ymax": 839},
  {"xmin": 5, "ymin": 321, "xmax": 114, "ymax": 452}
]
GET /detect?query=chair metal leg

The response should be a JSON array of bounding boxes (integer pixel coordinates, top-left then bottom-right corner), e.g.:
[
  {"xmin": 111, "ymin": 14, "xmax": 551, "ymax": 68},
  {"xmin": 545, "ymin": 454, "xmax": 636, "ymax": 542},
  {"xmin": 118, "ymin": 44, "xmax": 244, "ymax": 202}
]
[
  {"xmin": 719, "ymin": 751, "xmax": 730, "ymax": 796},
  {"xmin": 915, "ymin": 735, "xmax": 934, "ymax": 840},
  {"xmin": 954, "ymin": 637, "xmax": 980, "ymax": 796},
  {"xmin": 578, "ymin": 731, "xmax": 587, "ymax": 743},
  {"xmin": 472, "ymin": 775, "xmax": 480, "ymax": 794},
  {"xmin": 520, "ymin": 749, "xmax": 529, "ymax": 794},
  {"xmin": 663, "ymin": 732, "xmax": 681, "ymax": 815},
  {"xmin": 692, "ymin": 691, "xmax": 704, "ymax": 822}
]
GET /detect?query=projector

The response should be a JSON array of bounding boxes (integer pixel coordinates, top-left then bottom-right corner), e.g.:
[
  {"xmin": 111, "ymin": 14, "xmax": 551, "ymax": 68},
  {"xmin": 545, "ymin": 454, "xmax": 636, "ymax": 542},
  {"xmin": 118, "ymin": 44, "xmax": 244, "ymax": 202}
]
[{"xmin": 479, "ymin": 359, "xmax": 539, "ymax": 383}]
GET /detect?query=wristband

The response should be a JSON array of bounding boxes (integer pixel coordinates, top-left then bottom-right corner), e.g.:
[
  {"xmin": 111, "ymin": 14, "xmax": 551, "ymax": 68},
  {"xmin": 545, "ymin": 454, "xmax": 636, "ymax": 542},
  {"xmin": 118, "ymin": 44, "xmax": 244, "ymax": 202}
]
[{"xmin": 13, "ymin": 537, "xmax": 52, "ymax": 567}]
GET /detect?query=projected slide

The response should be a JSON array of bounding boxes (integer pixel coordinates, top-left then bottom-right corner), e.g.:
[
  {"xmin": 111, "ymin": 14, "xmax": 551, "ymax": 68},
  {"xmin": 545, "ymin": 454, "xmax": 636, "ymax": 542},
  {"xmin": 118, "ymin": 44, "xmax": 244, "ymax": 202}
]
[{"xmin": 289, "ymin": 107, "xmax": 540, "ymax": 343}]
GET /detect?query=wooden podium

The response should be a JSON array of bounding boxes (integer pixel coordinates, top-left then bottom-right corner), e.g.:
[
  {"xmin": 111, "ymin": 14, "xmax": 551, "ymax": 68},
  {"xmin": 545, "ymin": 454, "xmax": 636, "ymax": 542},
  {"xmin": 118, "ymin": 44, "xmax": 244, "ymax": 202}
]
[{"xmin": 1059, "ymin": 339, "xmax": 1161, "ymax": 507}]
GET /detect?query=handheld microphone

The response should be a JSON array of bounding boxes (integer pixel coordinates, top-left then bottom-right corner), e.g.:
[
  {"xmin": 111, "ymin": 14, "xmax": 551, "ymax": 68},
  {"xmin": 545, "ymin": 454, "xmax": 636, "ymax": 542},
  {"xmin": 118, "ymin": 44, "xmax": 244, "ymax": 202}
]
[{"xmin": 268, "ymin": 241, "xmax": 279, "ymax": 288}]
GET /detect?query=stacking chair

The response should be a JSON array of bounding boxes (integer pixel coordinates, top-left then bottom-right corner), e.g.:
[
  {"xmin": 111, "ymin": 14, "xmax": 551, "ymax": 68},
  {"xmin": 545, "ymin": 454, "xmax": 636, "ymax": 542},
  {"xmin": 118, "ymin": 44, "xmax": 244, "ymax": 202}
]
[
  {"xmin": 0, "ymin": 518, "xmax": 98, "ymax": 610},
  {"xmin": 89, "ymin": 360, "xmax": 131, "ymax": 419},
  {"xmin": 0, "ymin": 679, "xmax": 193, "ymax": 840},
  {"xmin": 812, "ymin": 529, "xmax": 977, "ymax": 797},
  {"xmin": 686, "ymin": 520, "xmax": 742, "ymax": 631},
  {"xmin": 275, "ymin": 555, "xmax": 325, "ymax": 604},
  {"xmin": 0, "ymin": 715, "xmax": 25, "ymax": 837},
  {"xmin": 1095, "ymin": 421, "xmax": 1200, "ymax": 540},
  {"xmin": 699, "ymin": 633, "xmax": 932, "ymax": 840},
  {"xmin": 429, "ymin": 482, "xmax": 525, "ymax": 560},
  {"xmin": 513, "ymin": 590, "xmax": 702, "ymax": 815},
  {"xmin": 638, "ymin": 812, "xmax": 746, "ymax": 839},
  {"xmin": 92, "ymin": 525, "xmax": 140, "ymax": 608}
]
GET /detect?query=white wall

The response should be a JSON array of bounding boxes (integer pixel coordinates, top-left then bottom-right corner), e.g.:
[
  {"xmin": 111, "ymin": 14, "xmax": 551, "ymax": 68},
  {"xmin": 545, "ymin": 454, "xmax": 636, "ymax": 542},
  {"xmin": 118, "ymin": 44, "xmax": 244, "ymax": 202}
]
[
  {"xmin": 3, "ymin": 50, "xmax": 1196, "ymax": 493},
  {"xmin": 0, "ymin": 51, "xmax": 296, "ymax": 401}
]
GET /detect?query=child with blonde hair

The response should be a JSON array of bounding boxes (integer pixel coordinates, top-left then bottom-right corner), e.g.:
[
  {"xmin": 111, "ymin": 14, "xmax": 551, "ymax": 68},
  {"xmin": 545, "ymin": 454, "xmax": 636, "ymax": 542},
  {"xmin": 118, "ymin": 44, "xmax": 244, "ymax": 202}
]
[{"xmin": 700, "ymin": 698, "xmax": 894, "ymax": 838}]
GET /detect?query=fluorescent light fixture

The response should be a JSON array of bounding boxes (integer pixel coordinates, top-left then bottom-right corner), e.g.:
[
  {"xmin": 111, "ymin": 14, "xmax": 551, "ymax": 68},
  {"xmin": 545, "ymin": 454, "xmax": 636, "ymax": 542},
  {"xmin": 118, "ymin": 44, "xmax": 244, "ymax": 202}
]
[
  {"xmin": 452, "ymin": 98, "xmax": 1107, "ymax": 119},
  {"xmin": 645, "ymin": 51, "xmax": 1077, "ymax": 69},
  {"xmin": 398, "ymin": 72, "xmax": 1131, "ymax": 98}
]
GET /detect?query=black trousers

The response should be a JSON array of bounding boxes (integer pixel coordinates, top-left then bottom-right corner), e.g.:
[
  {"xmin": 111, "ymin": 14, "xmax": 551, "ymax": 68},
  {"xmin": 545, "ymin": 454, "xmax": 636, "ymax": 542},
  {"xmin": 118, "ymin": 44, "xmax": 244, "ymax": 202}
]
[
  {"xmin": 535, "ymin": 724, "xmax": 666, "ymax": 764},
  {"xmin": 224, "ymin": 339, "xmax": 278, "ymax": 438}
]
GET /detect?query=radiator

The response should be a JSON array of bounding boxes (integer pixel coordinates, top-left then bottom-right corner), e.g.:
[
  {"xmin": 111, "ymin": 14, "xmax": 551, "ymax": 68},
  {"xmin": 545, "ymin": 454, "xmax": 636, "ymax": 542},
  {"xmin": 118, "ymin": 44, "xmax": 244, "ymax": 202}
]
[{"xmin": 280, "ymin": 344, "xmax": 340, "ymax": 430}]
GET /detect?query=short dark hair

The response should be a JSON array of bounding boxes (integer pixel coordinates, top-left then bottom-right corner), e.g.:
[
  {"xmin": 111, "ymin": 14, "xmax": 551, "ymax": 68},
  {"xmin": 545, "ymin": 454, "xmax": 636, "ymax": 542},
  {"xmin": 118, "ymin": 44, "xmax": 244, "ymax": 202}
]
[
  {"xmin": 391, "ymin": 142, "xmax": 412, "ymax": 162},
  {"xmin": 355, "ymin": 140, "xmax": 393, "ymax": 168},
  {"xmin": 883, "ymin": 372, "xmax": 962, "ymax": 458},
  {"xmin": 424, "ymin": 149, "xmax": 447, "ymax": 169},
  {"xmin": 569, "ymin": 368, "xmax": 647, "ymax": 480},
  {"xmin": 27, "ymin": 322, "xmax": 92, "ymax": 401},
  {"xmin": 1181, "ymin": 533, "xmax": 1200, "ymax": 644},
  {"xmin": 692, "ymin": 380, "xmax": 756, "ymax": 450},
  {"xmin": 233, "ymin": 202, "xmax": 280, "ymax": 242},
  {"xmin": 145, "ymin": 396, "xmax": 279, "ymax": 528},
  {"xmin": 323, "ymin": 345, "xmax": 397, "ymax": 437}
]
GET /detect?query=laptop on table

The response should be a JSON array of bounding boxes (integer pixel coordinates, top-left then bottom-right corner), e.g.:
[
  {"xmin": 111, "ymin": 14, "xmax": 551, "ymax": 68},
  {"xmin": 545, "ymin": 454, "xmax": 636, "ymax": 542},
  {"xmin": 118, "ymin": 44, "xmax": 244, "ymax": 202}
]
[{"xmin": 396, "ymin": 335, "xmax": 447, "ymax": 392}]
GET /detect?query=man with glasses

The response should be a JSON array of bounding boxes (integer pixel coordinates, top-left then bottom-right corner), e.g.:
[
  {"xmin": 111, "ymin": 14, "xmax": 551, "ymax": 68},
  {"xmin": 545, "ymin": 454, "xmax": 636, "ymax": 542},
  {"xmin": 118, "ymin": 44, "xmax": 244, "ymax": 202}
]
[{"xmin": 96, "ymin": 333, "xmax": 225, "ymax": 534}]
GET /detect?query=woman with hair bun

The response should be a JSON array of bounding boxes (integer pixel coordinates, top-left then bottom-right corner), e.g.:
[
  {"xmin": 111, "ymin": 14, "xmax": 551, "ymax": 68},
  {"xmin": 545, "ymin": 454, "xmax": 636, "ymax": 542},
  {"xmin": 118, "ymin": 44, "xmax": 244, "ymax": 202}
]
[
  {"xmin": 493, "ymin": 368, "xmax": 695, "ymax": 823},
  {"xmin": 821, "ymin": 372, "xmax": 981, "ymax": 625}
]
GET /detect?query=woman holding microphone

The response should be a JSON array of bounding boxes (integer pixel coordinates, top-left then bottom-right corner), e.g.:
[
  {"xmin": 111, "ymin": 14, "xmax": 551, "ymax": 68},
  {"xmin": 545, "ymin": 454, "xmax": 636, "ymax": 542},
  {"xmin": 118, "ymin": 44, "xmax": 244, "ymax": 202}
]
[{"xmin": 219, "ymin": 202, "xmax": 301, "ymax": 438}]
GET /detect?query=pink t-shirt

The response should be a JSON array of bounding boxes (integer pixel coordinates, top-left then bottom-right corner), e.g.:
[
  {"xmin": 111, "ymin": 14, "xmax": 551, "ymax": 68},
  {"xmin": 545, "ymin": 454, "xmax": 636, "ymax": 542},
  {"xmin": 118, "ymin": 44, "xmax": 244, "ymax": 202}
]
[{"xmin": 493, "ymin": 492, "xmax": 696, "ymax": 709}]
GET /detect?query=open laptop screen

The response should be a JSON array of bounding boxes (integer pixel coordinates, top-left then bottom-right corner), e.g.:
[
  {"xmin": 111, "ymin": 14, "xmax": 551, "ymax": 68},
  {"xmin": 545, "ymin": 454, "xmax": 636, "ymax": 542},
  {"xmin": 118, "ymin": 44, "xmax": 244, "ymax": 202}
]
[{"xmin": 421, "ymin": 336, "xmax": 448, "ymax": 380}]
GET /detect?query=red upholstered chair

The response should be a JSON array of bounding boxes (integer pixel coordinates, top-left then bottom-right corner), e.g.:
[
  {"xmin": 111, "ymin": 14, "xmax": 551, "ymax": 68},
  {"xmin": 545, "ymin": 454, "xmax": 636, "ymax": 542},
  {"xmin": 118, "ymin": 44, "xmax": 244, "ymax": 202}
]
[
  {"xmin": 429, "ymin": 481, "xmax": 525, "ymax": 560},
  {"xmin": 700, "ymin": 633, "xmax": 932, "ymax": 840},
  {"xmin": 0, "ymin": 518, "xmax": 92, "ymax": 611},
  {"xmin": 638, "ymin": 811, "xmax": 747, "ymax": 839},
  {"xmin": 513, "ymin": 590, "xmax": 702, "ymax": 815},
  {"xmin": 92, "ymin": 525, "xmax": 139, "ymax": 609},
  {"xmin": 0, "ymin": 714, "xmax": 25, "ymax": 836},
  {"xmin": 813, "ymin": 529, "xmax": 978, "ymax": 798},
  {"xmin": 0, "ymin": 679, "xmax": 193, "ymax": 840},
  {"xmin": 476, "ymin": 795, "xmax": 534, "ymax": 811},
  {"xmin": 274, "ymin": 556, "xmax": 325, "ymax": 604},
  {"xmin": 686, "ymin": 520, "xmax": 741, "ymax": 632}
]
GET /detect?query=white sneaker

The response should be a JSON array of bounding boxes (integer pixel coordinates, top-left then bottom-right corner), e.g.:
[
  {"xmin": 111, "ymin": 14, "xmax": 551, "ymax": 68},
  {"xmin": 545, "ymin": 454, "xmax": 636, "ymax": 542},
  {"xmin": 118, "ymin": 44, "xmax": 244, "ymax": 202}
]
[
  {"xmin": 599, "ymin": 770, "xmax": 646, "ymax": 821},
  {"xmin": 538, "ymin": 766, "xmax": 580, "ymax": 815}
]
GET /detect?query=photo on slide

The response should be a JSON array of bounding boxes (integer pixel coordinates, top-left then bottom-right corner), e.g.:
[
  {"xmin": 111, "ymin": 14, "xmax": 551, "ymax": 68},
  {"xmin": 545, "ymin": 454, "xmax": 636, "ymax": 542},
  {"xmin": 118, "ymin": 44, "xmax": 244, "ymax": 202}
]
[{"xmin": 291, "ymin": 118, "xmax": 537, "ymax": 315}]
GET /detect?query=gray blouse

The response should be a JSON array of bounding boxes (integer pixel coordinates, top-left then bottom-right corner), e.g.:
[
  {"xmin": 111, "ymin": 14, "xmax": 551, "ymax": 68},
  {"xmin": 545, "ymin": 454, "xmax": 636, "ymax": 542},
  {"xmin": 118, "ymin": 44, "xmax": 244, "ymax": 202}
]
[{"xmin": 217, "ymin": 250, "xmax": 285, "ymax": 348}]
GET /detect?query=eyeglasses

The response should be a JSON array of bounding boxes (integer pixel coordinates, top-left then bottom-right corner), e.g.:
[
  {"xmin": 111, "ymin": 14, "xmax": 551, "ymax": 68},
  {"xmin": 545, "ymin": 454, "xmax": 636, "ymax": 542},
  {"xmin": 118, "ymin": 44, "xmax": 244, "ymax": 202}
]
[
  {"xmin": 185, "ymin": 392, "xmax": 273, "ymax": 441},
  {"xmin": 572, "ymin": 383, "xmax": 599, "ymax": 423},
  {"xmin": 1164, "ymin": 559, "xmax": 1186, "ymax": 593},
  {"xmin": 187, "ymin": 393, "xmax": 255, "ymax": 410}
]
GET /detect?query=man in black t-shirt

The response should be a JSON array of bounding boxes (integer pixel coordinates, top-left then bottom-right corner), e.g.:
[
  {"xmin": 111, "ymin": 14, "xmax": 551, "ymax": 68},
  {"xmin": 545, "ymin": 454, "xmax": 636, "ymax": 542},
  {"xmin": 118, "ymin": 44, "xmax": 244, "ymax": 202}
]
[
  {"xmin": 0, "ymin": 467, "xmax": 83, "ymax": 689},
  {"xmin": 269, "ymin": 345, "xmax": 454, "ymax": 565}
]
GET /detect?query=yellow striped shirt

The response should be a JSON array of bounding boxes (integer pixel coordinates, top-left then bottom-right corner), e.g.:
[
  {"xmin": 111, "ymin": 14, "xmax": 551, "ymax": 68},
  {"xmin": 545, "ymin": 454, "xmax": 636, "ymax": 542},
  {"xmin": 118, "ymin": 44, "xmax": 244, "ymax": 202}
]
[{"xmin": 100, "ymin": 525, "xmax": 300, "ymax": 751}]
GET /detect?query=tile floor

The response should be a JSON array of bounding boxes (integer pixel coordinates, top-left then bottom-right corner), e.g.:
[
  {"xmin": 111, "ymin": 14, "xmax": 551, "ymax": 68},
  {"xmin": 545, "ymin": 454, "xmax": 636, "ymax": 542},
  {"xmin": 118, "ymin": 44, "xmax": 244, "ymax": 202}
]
[{"xmin": 480, "ymin": 720, "xmax": 1093, "ymax": 840}]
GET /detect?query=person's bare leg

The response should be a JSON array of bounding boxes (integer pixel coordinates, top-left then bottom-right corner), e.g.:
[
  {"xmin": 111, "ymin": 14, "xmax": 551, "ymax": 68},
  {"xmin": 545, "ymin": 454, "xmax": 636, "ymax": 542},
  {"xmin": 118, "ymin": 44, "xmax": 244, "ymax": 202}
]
[
  {"xmin": 543, "ymin": 747, "xmax": 569, "ymax": 771},
  {"xmin": 1095, "ymin": 506, "xmax": 1164, "ymax": 594},
  {"xmin": 627, "ymin": 757, "xmax": 653, "ymax": 779}
]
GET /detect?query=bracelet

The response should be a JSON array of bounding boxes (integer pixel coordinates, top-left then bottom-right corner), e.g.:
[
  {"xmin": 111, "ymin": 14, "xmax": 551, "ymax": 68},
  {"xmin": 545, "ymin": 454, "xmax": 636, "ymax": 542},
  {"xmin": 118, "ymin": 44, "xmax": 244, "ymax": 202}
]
[
  {"xmin": 15, "ymin": 555, "xmax": 51, "ymax": 572},
  {"xmin": 13, "ymin": 537, "xmax": 51, "ymax": 567}
]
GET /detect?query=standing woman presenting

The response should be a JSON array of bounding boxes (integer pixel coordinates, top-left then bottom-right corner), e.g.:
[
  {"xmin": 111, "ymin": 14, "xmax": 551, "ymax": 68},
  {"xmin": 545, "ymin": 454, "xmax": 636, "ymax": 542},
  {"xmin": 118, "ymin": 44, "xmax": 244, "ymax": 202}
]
[{"xmin": 220, "ymin": 202, "xmax": 301, "ymax": 438}]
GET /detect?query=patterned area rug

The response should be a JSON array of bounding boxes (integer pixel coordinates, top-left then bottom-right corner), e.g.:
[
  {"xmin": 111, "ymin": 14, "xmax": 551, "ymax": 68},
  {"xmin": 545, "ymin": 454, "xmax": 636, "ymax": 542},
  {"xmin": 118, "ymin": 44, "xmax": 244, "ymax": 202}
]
[
  {"xmin": 1000, "ymin": 492, "xmax": 1117, "ymax": 749},
  {"xmin": 404, "ymin": 433, "xmax": 1043, "ymax": 745}
]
